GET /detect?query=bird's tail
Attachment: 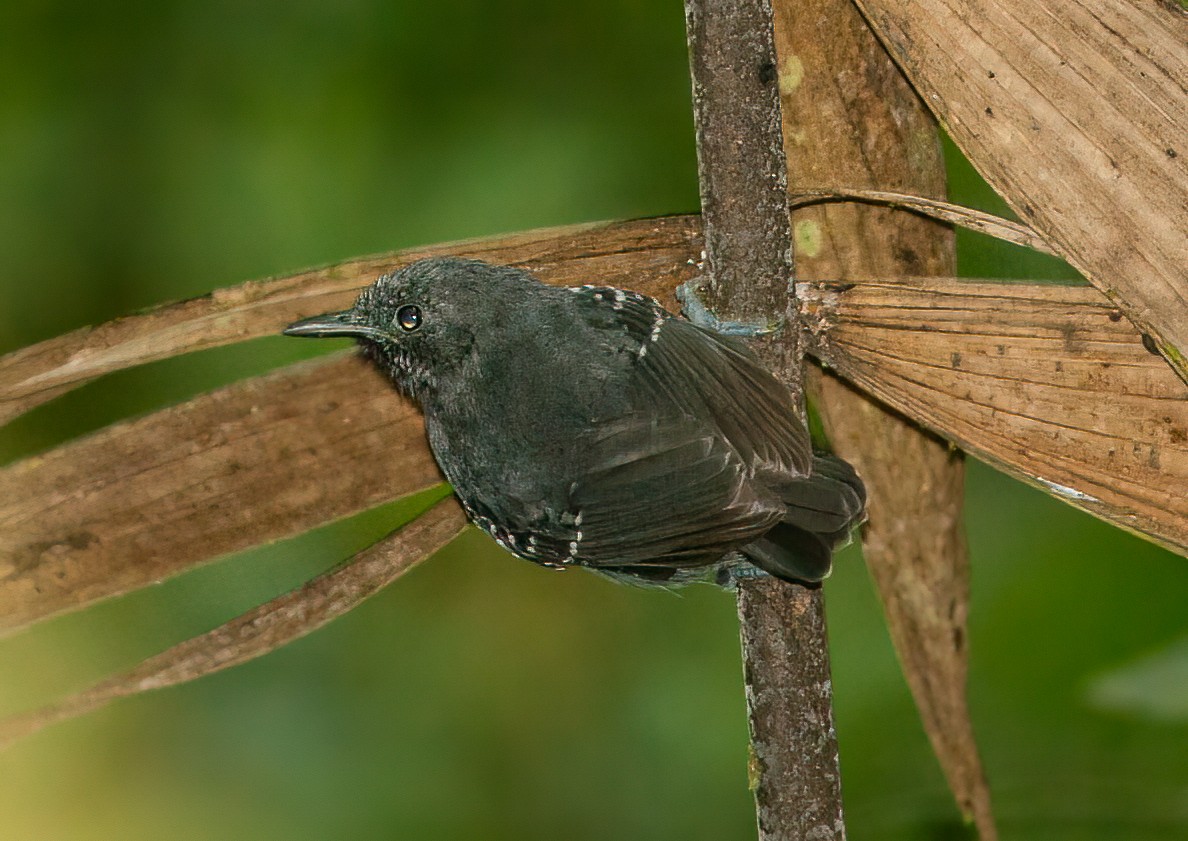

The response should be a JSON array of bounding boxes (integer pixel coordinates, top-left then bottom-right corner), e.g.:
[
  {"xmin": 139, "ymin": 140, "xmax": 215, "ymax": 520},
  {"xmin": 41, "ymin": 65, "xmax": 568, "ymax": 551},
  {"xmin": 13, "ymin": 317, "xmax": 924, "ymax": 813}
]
[{"xmin": 742, "ymin": 452, "xmax": 867, "ymax": 583}]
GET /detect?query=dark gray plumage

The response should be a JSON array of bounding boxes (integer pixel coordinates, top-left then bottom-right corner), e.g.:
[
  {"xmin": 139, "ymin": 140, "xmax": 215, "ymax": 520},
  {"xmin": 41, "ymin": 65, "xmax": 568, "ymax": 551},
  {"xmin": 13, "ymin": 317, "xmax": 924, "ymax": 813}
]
[{"xmin": 284, "ymin": 257, "xmax": 865, "ymax": 586}]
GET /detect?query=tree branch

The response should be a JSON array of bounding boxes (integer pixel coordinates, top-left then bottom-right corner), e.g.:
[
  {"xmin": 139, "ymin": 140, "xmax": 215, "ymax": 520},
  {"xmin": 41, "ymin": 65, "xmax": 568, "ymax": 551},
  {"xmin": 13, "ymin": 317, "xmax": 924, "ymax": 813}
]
[{"xmin": 684, "ymin": 1, "xmax": 845, "ymax": 838}]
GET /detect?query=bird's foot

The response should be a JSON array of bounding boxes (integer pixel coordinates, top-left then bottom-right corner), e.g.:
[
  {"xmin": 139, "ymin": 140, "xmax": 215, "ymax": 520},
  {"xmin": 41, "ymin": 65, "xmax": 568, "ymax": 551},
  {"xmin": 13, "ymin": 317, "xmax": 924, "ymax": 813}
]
[
  {"xmin": 675, "ymin": 277, "xmax": 782, "ymax": 338},
  {"xmin": 713, "ymin": 556, "xmax": 772, "ymax": 590}
]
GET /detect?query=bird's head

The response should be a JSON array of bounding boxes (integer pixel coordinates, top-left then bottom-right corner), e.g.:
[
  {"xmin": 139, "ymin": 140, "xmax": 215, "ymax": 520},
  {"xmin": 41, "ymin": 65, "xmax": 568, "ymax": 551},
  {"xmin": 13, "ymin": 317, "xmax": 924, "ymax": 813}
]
[{"xmin": 284, "ymin": 257, "xmax": 529, "ymax": 399}]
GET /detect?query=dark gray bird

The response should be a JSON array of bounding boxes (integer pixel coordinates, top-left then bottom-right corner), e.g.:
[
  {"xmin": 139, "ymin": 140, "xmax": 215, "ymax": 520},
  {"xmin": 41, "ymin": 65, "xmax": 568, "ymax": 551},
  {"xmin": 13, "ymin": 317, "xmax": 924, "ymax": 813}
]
[{"xmin": 284, "ymin": 257, "xmax": 865, "ymax": 586}]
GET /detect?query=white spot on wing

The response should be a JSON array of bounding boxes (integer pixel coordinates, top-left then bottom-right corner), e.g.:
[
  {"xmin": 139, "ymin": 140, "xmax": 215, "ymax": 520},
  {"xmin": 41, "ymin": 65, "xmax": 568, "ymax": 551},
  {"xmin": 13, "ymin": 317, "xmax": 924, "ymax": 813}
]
[{"xmin": 639, "ymin": 302, "xmax": 665, "ymax": 358}]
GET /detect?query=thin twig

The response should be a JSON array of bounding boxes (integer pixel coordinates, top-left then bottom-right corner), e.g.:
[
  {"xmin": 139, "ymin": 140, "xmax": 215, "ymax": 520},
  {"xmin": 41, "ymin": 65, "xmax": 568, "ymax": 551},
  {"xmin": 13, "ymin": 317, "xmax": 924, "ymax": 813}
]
[{"xmin": 788, "ymin": 188, "xmax": 1057, "ymax": 256}]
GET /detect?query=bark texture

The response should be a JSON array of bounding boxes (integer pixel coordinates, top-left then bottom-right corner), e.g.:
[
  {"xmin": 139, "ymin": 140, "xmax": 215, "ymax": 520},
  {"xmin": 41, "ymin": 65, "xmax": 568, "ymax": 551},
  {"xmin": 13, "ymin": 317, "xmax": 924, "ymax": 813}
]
[{"xmin": 685, "ymin": 0, "xmax": 844, "ymax": 837}]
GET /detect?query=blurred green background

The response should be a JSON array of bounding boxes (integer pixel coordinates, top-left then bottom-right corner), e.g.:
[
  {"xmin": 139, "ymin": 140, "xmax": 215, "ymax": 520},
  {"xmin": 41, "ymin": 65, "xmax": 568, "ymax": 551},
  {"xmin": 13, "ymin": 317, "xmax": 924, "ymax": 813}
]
[{"xmin": 1, "ymin": 2, "xmax": 1185, "ymax": 839}]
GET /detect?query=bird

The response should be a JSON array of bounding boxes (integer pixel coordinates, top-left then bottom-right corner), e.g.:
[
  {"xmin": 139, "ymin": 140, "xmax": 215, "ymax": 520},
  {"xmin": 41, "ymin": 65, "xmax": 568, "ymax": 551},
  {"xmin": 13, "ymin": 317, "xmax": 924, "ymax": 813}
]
[{"xmin": 284, "ymin": 257, "xmax": 865, "ymax": 587}]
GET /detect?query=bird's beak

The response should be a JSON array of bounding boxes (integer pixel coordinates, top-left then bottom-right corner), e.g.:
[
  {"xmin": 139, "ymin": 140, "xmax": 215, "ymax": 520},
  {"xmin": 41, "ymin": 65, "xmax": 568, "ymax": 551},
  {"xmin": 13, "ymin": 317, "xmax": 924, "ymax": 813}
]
[{"xmin": 283, "ymin": 309, "xmax": 388, "ymax": 341}]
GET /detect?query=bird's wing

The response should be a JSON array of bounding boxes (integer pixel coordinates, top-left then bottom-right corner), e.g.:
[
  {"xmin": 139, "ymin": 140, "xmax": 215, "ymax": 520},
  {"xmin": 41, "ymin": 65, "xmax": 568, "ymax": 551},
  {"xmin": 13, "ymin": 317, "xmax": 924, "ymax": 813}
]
[
  {"xmin": 564, "ymin": 415, "xmax": 784, "ymax": 569},
  {"xmin": 602, "ymin": 289, "xmax": 812, "ymax": 482},
  {"xmin": 528, "ymin": 287, "xmax": 808, "ymax": 569}
]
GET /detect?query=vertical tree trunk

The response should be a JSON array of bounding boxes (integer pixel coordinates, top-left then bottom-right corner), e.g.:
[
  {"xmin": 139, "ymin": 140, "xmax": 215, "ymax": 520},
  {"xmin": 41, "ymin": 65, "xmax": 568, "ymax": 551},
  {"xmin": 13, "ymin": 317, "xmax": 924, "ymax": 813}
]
[{"xmin": 684, "ymin": 1, "xmax": 846, "ymax": 838}]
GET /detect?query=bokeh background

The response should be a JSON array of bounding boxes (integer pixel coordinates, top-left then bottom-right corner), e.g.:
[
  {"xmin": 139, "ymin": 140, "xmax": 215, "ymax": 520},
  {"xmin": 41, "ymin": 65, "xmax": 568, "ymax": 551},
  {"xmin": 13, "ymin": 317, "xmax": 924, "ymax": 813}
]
[{"xmin": 1, "ymin": 2, "xmax": 1185, "ymax": 839}]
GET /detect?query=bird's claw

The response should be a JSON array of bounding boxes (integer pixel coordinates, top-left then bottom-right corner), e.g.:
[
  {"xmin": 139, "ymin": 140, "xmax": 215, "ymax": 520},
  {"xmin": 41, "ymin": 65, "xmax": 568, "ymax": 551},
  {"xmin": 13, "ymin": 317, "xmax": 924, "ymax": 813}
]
[
  {"xmin": 713, "ymin": 557, "xmax": 773, "ymax": 589},
  {"xmin": 675, "ymin": 277, "xmax": 783, "ymax": 338}
]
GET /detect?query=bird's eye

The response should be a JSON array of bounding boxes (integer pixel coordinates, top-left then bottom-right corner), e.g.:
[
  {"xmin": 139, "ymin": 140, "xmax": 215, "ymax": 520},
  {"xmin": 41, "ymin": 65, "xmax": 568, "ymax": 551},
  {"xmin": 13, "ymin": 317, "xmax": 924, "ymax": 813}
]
[{"xmin": 396, "ymin": 304, "xmax": 422, "ymax": 332}]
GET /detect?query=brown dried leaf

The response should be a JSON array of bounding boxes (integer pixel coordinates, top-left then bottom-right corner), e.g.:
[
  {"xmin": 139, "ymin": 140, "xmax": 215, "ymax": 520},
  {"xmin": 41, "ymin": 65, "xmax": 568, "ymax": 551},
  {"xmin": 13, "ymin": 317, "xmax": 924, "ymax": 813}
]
[
  {"xmin": 850, "ymin": 0, "xmax": 1188, "ymax": 382},
  {"xmin": 811, "ymin": 371, "xmax": 991, "ymax": 836},
  {"xmin": 800, "ymin": 276, "xmax": 1188, "ymax": 555},
  {"xmin": 0, "ymin": 497, "xmax": 467, "ymax": 751},
  {"xmin": 0, "ymin": 353, "xmax": 442, "ymax": 636},
  {"xmin": 774, "ymin": 1, "xmax": 995, "ymax": 834}
]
